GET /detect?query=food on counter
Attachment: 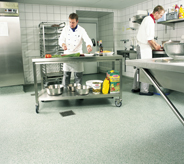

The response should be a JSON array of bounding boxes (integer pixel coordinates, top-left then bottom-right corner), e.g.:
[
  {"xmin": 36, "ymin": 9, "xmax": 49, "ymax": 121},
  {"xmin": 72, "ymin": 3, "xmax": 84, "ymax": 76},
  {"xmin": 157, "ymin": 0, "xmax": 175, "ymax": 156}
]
[
  {"xmin": 52, "ymin": 54, "xmax": 62, "ymax": 58},
  {"xmin": 96, "ymin": 50, "xmax": 112, "ymax": 53},
  {"xmin": 102, "ymin": 77, "xmax": 110, "ymax": 94},
  {"xmin": 45, "ymin": 54, "xmax": 52, "ymax": 58},
  {"xmin": 61, "ymin": 52, "xmax": 80, "ymax": 57},
  {"xmin": 107, "ymin": 70, "xmax": 120, "ymax": 93},
  {"xmin": 92, "ymin": 82, "xmax": 102, "ymax": 94}
]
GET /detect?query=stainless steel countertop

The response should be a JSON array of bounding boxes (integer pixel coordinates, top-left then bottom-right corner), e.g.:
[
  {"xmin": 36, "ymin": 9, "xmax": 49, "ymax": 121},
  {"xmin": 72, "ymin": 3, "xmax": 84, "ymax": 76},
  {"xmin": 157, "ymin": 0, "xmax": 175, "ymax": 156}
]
[
  {"xmin": 126, "ymin": 57, "xmax": 184, "ymax": 73},
  {"xmin": 117, "ymin": 50, "xmax": 137, "ymax": 54},
  {"xmin": 32, "ymin": 55, "xmax": 123, "ymax": 64}
]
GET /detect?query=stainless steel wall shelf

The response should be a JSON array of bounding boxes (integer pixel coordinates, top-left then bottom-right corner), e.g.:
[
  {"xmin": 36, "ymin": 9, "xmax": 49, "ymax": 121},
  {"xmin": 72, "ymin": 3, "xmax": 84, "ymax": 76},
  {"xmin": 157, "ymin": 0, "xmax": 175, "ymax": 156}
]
[{"xmin": 157, "ymin": 18, "xmax": 184, "ymax": 33}]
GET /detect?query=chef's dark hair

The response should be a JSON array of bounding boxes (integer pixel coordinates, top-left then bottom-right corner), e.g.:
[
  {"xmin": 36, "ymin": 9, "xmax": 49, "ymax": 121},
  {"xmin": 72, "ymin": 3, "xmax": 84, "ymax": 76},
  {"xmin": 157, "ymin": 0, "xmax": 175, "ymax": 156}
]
[
  {"xmin": 69, "ymin": 13, "xmax": 78, "ymax": 21},
  {"xmin": 153, "ymin": 5, "xmax": 165, "ymax": 13}
]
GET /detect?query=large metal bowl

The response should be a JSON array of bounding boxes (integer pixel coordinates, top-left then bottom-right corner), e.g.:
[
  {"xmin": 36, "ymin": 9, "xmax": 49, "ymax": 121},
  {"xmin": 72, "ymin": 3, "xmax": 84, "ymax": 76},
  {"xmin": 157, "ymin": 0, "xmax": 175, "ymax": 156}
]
[
  {"xmin": 76, "ymin": 85, "xmax": 90, "ymax": 95},
  {"xmin": 68, "ymin": 83, "xmax": 81, "ymax": 92},
  {"xmin": 46, "ymin": 84, "xmax": 63, "ymax": 96},
  {"xmin": 164, "ymin": 43, "xmax": 184, "ymax": 59}
]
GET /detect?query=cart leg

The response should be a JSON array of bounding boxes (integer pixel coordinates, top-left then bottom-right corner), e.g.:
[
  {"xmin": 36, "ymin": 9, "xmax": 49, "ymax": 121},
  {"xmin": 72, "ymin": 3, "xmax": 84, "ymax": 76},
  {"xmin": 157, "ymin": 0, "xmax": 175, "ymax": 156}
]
[
  {"xmin": 35, "ymin": 104, "xmax": 39, "ymax": 113},
  {"xmin": 33, "ymin": 62, "xmax": 40, "ymax": 113}
]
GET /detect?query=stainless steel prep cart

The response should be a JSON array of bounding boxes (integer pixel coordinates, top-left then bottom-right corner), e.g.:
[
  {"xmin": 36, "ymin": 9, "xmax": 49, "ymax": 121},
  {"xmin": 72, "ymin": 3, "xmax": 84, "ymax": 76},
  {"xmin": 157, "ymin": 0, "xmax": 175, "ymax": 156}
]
[{"xmin": 32, "ymin": 55, "xmax": 123, "ymax": 113}]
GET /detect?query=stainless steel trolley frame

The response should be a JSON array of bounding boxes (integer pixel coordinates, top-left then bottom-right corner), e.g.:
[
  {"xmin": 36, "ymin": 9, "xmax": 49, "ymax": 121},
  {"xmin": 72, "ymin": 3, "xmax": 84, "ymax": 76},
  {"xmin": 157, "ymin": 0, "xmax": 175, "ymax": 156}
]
[{"xmin": 32, "ymin": 55, "xmax": 123, "ymax": 113}]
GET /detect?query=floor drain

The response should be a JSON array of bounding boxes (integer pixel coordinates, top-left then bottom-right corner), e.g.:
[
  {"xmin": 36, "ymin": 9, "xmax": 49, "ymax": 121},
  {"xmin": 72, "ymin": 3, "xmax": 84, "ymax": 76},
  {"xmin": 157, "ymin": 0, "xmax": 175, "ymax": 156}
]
[{"xmin": 60, "ymin": 110, "xmax": 75, "ymax": 117}]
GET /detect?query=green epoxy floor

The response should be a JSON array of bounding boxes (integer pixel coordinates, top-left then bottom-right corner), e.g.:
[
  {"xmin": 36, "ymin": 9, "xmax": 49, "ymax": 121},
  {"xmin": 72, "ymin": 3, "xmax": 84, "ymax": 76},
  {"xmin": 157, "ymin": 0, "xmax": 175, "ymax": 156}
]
[{"xmin": 0, "ymin": 74, "xmax": 184, "ymax": 164}]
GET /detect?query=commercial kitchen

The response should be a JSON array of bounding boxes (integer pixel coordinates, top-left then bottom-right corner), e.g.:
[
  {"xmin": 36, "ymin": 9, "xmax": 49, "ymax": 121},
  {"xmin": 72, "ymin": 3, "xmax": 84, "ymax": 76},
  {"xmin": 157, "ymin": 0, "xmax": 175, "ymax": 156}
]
[{"xmin": 0, "ymin": 0, "xmax": 184, "ymax": 164}]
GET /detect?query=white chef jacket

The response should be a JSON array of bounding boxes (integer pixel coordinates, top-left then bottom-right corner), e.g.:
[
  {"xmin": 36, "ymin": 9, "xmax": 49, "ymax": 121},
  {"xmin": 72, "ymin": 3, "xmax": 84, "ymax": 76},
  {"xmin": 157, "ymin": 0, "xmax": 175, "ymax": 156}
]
[
  {"xmin": 137, "ymin": 15, "xmax": 155, "ymax": 59},
  {"xmin": 59, "ymin": 25, "xmax": 93, "ymax": 72}
]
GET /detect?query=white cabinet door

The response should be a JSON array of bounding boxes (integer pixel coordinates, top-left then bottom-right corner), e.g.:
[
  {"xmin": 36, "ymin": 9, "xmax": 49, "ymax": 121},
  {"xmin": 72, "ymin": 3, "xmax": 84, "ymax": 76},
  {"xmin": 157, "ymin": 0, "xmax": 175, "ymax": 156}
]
[{"xmin": 79, "ymin": 23, "xmax": 97, "ymax": 74}]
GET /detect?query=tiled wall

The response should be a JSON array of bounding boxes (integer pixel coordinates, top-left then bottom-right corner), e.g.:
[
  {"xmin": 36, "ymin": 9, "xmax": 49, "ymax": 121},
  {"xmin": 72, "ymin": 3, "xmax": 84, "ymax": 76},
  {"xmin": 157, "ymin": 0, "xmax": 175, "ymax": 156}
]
[
  {"xmin": 116, "ymin": 0, "xmax": 184, "ymax": 77},
  {"xmin": 98, "ymin": 13, "xmax": 115, "ymax": 73},
  {"xmin": 18, "ymin": 3, "xmax": 118, "ymax": 84},
  {"xmin": 18, "ymin": 0, "xmax": 184, "ymax": 84}
]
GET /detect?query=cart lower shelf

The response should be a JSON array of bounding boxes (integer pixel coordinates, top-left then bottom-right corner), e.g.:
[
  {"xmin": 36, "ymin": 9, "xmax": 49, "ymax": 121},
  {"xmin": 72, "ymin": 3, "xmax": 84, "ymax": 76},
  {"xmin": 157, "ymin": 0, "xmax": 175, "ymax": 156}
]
[
  {"xmin": 35, "ymin": 90, "xmax": 122, "ymax": 113},
  {"xmin": 39, "ymin": 90, "xmax": 121, "ymax": 101}
]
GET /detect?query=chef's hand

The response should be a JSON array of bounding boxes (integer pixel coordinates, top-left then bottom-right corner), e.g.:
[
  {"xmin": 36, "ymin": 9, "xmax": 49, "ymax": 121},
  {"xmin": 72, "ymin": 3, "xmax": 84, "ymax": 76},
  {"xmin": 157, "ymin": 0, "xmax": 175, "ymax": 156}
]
[
  {"xmin": 87, "ymin": 45, "xmax": 92, "ymax": 53},
  {"xmin": 62, "ymin": 43, "xmax": 67, "ymax": 50}
]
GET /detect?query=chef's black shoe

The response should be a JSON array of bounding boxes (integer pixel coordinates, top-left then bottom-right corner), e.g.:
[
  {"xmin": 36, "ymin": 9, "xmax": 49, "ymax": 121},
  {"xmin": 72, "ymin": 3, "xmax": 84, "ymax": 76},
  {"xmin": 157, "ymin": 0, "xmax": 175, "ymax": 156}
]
[
  {"xmin": 139, "ymin": 92, "xmax": 154, "ymax": 96},
  {"xmin": 131, "ymin": 89, "xmax": 140, "ymax": 93}
]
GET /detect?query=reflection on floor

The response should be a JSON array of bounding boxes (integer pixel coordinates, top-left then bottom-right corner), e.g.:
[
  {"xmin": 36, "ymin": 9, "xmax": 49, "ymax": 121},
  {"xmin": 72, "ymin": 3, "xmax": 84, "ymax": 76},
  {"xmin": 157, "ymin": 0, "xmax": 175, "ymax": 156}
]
[{"xmin": 0, "ymin": 73, "xmax": 184, "ymax": 164}]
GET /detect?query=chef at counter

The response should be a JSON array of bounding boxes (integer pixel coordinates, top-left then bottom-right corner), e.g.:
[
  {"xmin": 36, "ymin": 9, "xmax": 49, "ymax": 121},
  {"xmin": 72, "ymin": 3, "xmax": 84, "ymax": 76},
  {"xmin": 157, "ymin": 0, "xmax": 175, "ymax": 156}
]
[
  {"xmin": 59, "ymin": 13, "xmax": 93, "ymax": 87},
  {"xmin": 132, "ymin": 5, "xmax": 165, "ymax": 96}
]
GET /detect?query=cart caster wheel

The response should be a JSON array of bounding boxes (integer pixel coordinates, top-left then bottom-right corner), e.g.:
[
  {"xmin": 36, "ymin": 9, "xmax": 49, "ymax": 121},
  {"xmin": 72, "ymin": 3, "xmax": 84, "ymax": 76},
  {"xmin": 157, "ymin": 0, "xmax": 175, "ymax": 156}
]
[
  {"xmin": 115, "ymin": 100, "xmax": 122, "ymax": 107},
  {"xmin": 36, "ymin": 105, "xmax": 39, "ymax": 114}
]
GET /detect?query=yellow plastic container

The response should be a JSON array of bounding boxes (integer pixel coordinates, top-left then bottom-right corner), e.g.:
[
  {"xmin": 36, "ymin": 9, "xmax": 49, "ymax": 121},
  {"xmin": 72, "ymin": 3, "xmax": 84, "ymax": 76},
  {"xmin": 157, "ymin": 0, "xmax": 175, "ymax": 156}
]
[
  {"xmin": 102, "ymin": 77, "xmax": 110, "ymax": 94},
  {"xmin": 179, "ymin": 5, "xmax": 184, "ymax": 19}
]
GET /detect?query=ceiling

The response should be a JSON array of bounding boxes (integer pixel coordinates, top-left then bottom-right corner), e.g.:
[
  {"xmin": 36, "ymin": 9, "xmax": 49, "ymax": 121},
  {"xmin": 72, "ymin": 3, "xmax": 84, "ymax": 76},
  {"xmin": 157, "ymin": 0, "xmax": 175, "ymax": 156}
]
[{"xmin": 1, "ymin": 0, "xmax": 146, "ymax": 9}]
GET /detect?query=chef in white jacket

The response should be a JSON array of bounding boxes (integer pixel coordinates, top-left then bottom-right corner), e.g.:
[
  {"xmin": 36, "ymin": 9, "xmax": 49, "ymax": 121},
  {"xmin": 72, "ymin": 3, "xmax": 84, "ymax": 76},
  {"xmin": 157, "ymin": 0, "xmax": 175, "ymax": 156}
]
[
  {"xmin": 132, "ymin": 5, "xmax": 165, "ymax": 96},
  {"xmin": 59, "ymin": 13, "xmax": 93, "ymax": 86}
]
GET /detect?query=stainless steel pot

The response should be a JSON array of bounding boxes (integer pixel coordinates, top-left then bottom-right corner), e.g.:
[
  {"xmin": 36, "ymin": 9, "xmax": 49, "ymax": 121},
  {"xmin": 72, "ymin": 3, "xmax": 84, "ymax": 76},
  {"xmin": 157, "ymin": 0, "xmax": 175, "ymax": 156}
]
[{"xmin": 46, "ymin": 84, "xmax": 63, "ymax": 96}]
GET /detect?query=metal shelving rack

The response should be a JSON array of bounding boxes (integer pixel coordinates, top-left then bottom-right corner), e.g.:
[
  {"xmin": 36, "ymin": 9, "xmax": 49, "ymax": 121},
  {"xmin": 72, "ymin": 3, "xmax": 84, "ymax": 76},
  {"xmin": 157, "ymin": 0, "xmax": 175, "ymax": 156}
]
[{"xmin": 39, "ymin": 22, "xmax": 66, "ymax": 87}]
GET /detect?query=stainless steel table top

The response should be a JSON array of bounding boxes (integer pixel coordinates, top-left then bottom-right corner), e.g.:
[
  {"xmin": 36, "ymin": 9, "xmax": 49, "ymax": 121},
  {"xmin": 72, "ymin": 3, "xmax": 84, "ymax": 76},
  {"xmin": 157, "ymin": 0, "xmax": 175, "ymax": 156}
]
[
  {"xmin": 32, "ymin": 55, "xmax": 123, "ymax": 64},
  {"xmin": 126, "ymin": 57, "xmax": 184, "ymax": 73}
]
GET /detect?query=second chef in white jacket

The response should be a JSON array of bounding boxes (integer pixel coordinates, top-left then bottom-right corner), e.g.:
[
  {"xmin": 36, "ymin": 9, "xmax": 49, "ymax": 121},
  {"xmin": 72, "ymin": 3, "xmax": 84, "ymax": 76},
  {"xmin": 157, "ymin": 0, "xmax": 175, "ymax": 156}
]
[
  {"xmin": 59, "ymin": 13, "xmax": 93, "ymax": 86},
  {"xmin": 132, "ymin": 5, "xmax": 164, "ymax": 96}
]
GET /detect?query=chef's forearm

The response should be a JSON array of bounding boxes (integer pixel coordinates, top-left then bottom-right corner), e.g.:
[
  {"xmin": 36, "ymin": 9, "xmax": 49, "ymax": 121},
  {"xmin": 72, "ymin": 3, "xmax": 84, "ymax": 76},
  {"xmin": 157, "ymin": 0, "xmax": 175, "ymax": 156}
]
[
  {"xmin": 62, "ymin": 43, "xmax": 66, "ymax": 47},
  {"xmin": 148, "ymin": 40, "xmax": 161, "ymax": 50}
]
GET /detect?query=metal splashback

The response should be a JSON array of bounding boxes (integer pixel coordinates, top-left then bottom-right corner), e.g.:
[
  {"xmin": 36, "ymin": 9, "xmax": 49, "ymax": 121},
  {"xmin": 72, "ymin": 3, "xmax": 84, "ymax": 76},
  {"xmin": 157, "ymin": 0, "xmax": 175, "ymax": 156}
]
[{"xmin": 0, "ymin": 2, "xmax": 19, "ymax": 17}]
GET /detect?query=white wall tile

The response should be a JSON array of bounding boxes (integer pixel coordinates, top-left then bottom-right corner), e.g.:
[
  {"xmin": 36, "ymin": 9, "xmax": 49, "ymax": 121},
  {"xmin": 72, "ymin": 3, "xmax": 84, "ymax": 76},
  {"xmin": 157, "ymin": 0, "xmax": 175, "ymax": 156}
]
[
  {"xmin": 19, "ymin": 12, "xmax": 25, "ymax": 20},
  {"xmin": 25, "ymin": 4, "xmax": 32, "ymax": 12},
  {"xmin": 33, "ymin": 4, "xmax": 39, "ymax": 12},
  {"xmin": 20, "ymin": 20, "xmax": 26, "ymax": 28},
  {"xmin": 18, "ymin": 3, "xmax": 25, "ymax": 12},
  {"xmin": 33, "ymin": 13, "xmax": 40, "ymax": 21},
  {"xmin": 54, "ymin": 6, "xmax": 60, "ymax": 13},
  {"xmin": 40, "ymin": 13, "xmax": 47, "ymax": 21},
  {"xmin": 26, "ymin": 13, "xmax": 33, "ymax": 20},
  {"xmin": 26, "ymin": 20, "xmax": 34, "ymax": 28},
  {"xmin": 60, "ymin": 6, "xmax": 67, "ymax": 13},
  {"xmin": 40, "ymin": 5, "xmax": 46, "ymax": 13},
  {"xmin": 47, "ymin": 5, "xmax": 54, "ymax": 13},
  {"xmin": 47, "ymin": 13, "xmax": 54, "ymax": 21},
  {"xmin": 20, "ymin": 28, "xmax": 26, "ymax": 35},
  {"xmin": 26, "ymin": 28, "xmax": 34, "ymax": 34},
  {"xmin": 67, "ymin": 6, "xmax": 73, "ymax": 14},
  {"xmin": 54, "ymin": 14, "xmax": 60, "ymax": 21}
]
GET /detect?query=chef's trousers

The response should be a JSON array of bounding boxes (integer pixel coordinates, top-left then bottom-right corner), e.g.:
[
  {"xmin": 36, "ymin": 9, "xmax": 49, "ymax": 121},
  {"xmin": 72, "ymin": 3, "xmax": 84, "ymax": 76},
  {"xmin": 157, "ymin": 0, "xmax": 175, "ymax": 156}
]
[
  {"xmin": 62, "ymin": 71, "xmax": 83, "ymax": 87},
  {"xmin": 132, "ymin": 45, "xmax": 150, "ymax": 93}
]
